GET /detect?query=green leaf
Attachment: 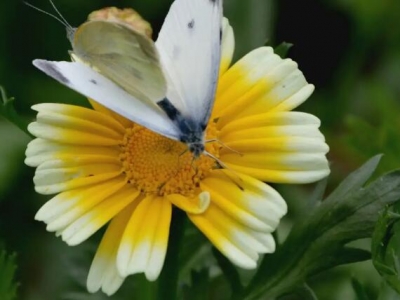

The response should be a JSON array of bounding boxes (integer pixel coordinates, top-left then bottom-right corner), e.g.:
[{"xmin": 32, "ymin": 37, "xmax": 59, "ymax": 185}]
[
  {"xmin": 377, "ymin": 281, "xmax": 400, "ymax": 300},
  {"xmin": 306, "ymin": 177, "xmax": 329, "ymax": 212},
  {"xmin": 178, "ymin": 223, "xmax": 210, "ymax": 284},
  {"xmin": 0, "ymin": 86, "xmax": 33, "ymax": 138},
  {"xmin": 351, "ymin": 277, "xmax": 372, "ymax": 300},
  {"xmin": 212, "ymin": 247, "xmax": 243, "ymax": 299},
  {"xmin": 244, "ymin": 155, "xmax": 400, "ymax": 300},
  {"xmin": 0, "ymin": 247, "xmax": 19, "ymax": 300},
  {"xmin": 327, "ymin": 154, "xmax": 382, "ymax": 201},
  {"xmin": 274, "ymin": 42, "xmax": 293, "ymax": 58},
  {"xmin": 372, "ymin": 205, "xmax": 400, "ymax": 294}
]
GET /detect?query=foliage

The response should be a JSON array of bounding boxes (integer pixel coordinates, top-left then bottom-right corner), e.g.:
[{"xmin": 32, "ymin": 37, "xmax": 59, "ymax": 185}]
[
  {"xmin": 0, "ymin": 87, "xmax": 32, "ymax": 137},
  {"xmin": 240, "ymin": 156, "xmax": 400, "ymax": 299},
  {"xmin": 0, "ymin": 246, "xmax": 19, "ymax": 300},
  {"xmin": 351, "ymin": 277, "xmax": 373, "ymax": 300},
  {"xmin": 372, "ymin": 205, "xmax": 400, "ymax": 294}
]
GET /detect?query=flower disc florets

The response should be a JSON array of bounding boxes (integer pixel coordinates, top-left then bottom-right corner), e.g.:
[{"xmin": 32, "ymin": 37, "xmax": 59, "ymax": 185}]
[{"xmin": 120, "ymin": 122, "xmax": 221, "ymax": 197}]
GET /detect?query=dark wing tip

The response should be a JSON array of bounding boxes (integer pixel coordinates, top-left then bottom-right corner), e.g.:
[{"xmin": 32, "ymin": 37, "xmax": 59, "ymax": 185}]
[{"xmin": 33, "ymin": 59, "xmax": 70, "ymax": 85}]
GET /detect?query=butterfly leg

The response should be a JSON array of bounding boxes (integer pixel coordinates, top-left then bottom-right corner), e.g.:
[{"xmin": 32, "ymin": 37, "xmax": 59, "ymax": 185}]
[{"xmin": 205, "ymin": 139, "xmax": 243, "ymax": 156}]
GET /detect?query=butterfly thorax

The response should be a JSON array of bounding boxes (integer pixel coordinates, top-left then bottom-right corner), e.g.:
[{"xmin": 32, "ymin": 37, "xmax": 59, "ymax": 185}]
[
  {"xmin": 158, "ymin": 98, "xmax": 206, "ymax": 158},
  {"xmin": 177, "ymin": 118, "xmax": 205, "ymax": 158}
]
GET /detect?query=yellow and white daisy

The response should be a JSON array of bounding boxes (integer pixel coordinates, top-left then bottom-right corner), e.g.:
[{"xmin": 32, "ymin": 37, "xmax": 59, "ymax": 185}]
[{"xmin": 25, "ymin": 7, "xmax": 329, "ymax": 297}]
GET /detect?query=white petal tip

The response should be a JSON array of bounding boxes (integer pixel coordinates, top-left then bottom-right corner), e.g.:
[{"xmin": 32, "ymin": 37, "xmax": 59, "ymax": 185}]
[{"xmin": 116, "ymin": 244, "xmax": 131, "ymax": 277}]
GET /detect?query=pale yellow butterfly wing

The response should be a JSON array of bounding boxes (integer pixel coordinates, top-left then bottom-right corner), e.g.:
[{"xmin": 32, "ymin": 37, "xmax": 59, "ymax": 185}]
[{"xmin": 72, "ymin": 20, "xmax": 167, "ymax": 106}]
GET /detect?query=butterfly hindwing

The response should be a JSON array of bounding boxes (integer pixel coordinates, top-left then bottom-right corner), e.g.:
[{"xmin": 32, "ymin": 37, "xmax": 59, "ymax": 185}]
[{"xmin": 72, "ymin": 20, "xmax": 167, "ymax": 107}]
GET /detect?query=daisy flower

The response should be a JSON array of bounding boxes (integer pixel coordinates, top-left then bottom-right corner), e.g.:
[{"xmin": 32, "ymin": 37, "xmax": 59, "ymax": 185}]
[{"xmin": 25, "ymin": 2, "xmax": 330, "ymax": 296}]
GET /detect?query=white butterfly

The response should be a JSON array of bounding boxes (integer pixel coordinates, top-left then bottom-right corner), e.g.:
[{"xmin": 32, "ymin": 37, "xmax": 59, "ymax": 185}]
[{"xmin": 33, "ymin": 0, "xmax": 223, "ymax": 158}]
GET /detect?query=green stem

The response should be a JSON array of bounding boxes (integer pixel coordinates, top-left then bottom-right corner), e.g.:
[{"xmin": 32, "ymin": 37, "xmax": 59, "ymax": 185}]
[
  {"xmin": 157, "ymin": 208, "xmax": 186, "ymax": 300},
  {"xmin": 0, "ymin": 86, "xmax": 33, "ymax": 139}
]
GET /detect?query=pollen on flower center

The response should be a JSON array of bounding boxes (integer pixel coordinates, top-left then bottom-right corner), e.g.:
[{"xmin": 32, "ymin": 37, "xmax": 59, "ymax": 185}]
[{"xmin": 119, "ymin": 123, "xmax": 221, "ymax": 196}]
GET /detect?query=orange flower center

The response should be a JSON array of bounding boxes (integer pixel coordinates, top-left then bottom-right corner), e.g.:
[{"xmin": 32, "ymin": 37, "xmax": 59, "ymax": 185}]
[{"xmin": 119, "ymin": 122, "xmax": 221, "ymax": 196}]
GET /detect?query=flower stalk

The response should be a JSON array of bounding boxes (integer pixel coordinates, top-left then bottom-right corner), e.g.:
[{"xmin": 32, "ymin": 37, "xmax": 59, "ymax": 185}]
[{"xmin": 157, "ymin": 208, "xmax": 187, "ymax": 300}]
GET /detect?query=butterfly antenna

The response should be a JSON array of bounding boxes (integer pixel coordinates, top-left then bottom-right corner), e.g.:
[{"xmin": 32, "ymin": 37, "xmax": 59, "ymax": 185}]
[
  {"xmin": 48, "ymin": 0, "xmax": 73, "ymax": 31},
  {"xmin": 24, "ymin": 1, "xmax": 69, "ymax": 28}
]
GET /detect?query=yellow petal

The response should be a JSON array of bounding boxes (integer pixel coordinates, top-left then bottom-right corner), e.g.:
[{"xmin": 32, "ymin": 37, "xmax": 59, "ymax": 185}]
[
  {"xmin": 33, "ymin": 158, "xmax": 122, "ymax": 195},
  {"xmin": 212, "ymin": 47, "xmax": 314, "ymax": 127},
  {"xmin": 59, "ymin": 184, "xmax": 140, "ymax": 246},
  {"xmin": 145, "ymin": 198, "xmax": 172, "ymax": 280},
  {"xmin": 87, "ymin": 201, "xmax": 137, "ymax": 296},
  {"xmin": 28, "ymin": 104, "xmax": 125, "ymax": 146},
  {"xmin": 220, "ymin": 124, "xmax": 325, "ymax": 142},
  {"xmin": 220, "ymin": 137, "xmax": 328, "ymax": 154},
  {"xmin": 189, "ymin": 169, "xmax": 288, "ymax": 269},
  {"xmin": 117, "ymin": 196, "xmax": 171, "ymax": 280},
  {"xmin": 166, "ymin": 191, "xmax": 210, "ymax": 214},
  {"xmin": 33, "ymin": 103, "xmax": 126, "ymax": 134},
  {"xmin": 223, "ymin": 164, "xmax": 330, "ymax": 184},
  {"xmin": 31, "ymin": 103, "xmax": 124, "ymax": 138},
  {"xmin": 25, "ymin": 138, "xmax": 120, "ymax": 167},
  {"xmin": 217, "ymin": 111, "xmax": 330, "ymax": 183},
  {"xmin": 189, "ymin": 203, "xmax": 274, "ymax": 269},
  {"xmin": 28, "ymin": 122, "xmax": 120, "ymax": 146},
  {"xmin": 222, "ymin": 152, "xmax": 328, "ymax": 171},
  {"xmin": 200, "ymin": 170, "xmax": 287, "ymax": 232},
  {"xmin": 220, "ymin": 111, "xmax": 321, "ymax": 136},
  {"xmin": 36, "ymin": 177, "xmax": 126, "ymax": 231},
  {"xmin": 213, "ymin": 47, "xmax": 281, "ymax": 115}
]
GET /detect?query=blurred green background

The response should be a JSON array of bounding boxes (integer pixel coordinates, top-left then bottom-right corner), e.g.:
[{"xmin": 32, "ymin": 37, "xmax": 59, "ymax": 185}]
[{"xmin": 0, "ymin": 0, "xmax": 400, "ymax": 299}]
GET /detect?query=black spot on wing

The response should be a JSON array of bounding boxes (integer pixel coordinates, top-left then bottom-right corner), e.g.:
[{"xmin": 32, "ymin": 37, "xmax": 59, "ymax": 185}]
[
  {"xmin": 157, "ymin": 98, "xmax": 180, "ymax": 121},
  {"xmin": 220, "ymin": 28, "xmax": 223, "ymax": 43},
  {"xmin": 35, "ymin": 61, "xmax": 70, "ymax": 85},
  {"xmin": 188, "ymin": 19, "xmax": 195, "ymax": 29},
  {"xmin": 209, "ymin": 0, "xmax": 218, "ymax": 4},
  {"xmin": 90, "ymin": 79, "xmax": 97, "ymax": 85}
]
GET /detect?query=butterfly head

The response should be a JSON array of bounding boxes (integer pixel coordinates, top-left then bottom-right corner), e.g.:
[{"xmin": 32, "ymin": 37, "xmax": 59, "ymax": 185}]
[
  {"xmin": 25, "ymin": 0, "xmax": 76, "ymax": 42},
  {"xmin": 66, "ymin": 26, "xmax": 77, "ymax": 44},
  {"xmin": 176, "ymin": 117, "xmax": 206, "ymax": 158},
  {"xmin": 188, "ymin": 142, "xmax": 205, "ymax": 158}
]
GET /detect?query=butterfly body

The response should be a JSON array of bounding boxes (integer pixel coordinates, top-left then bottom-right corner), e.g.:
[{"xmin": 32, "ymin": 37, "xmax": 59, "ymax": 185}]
[{"xmin": 157, "ymin": 97, "xmax": 206, "ymax": 157}]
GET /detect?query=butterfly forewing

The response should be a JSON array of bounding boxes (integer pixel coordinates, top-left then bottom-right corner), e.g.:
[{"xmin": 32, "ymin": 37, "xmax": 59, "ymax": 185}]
[{"xmin": 156, "ymin": 0, "xmax": 223, "ymax": 127}]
